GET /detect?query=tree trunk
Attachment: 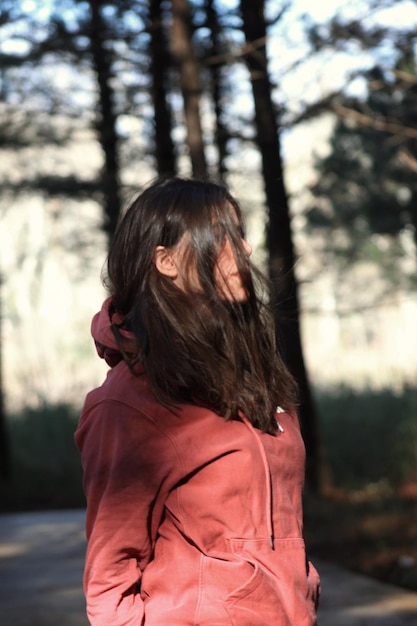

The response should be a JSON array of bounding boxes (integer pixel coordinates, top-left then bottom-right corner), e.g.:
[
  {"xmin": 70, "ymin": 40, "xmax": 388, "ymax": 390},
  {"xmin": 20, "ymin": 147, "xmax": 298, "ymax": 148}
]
[
  {"xmin": 149, "ymin": 0, "xmax": 177, "ymax": 178},
  {"xmin": 240, "ymin": 0, "xmax": 330, "ymax": 493},
  {"xmin": 205, "ymin": 0, "xmax": 229, "ymax": 182},
  {"xmin": 87, "ymin": 0, "xmax": 122, "ymax": 241},
  {"xmin": 171, "ymin": 0, "xmax": 208, "ymax": 178},
  {"xmin": 0, "ymin": 275, "xmax": 10, "ymax": 480}
]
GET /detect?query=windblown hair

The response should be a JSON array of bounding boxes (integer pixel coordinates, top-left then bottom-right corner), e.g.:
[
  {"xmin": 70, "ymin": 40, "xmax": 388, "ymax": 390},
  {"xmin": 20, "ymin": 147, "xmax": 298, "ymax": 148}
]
[{"xmin": 105, "ymin": 178, "xmax": 297, "ymax": 434}]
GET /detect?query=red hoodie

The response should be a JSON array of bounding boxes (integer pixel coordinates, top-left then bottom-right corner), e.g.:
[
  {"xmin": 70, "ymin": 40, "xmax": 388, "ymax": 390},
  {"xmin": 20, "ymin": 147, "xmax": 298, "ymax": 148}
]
[{"xmin": 75, "ymin": 299, "xmax": 320, "ymax": 625}]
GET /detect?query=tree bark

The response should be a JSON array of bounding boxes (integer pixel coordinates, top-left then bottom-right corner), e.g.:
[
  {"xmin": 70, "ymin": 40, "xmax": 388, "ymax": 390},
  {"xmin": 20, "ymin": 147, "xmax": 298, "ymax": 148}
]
[
  {"xmin": 149, "ymin": 0, "xmax": 177, "ymax": 178},
  {"xmin": 87, "ymin": 0, "xmax": 122, "ymax": 241},
  {"xmin": 0, "ymin": 275, "xmax": 10, "ymax": 480},
  {"xmin": 240, "ymin": 0, "xmax": 330, "ymax": 493},
  {"xmin": 205, "ymin": 0, "xmax": 229, "ymax": 182},
  {"xmin": 171, "ymin": 0, "xmax": 208, "ymax": 178}
]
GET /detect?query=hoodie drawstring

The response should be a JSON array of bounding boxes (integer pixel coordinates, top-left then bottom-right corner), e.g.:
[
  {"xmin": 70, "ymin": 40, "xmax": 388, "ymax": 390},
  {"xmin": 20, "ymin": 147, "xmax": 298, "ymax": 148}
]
[{"xmin": 240, "ymin": 414, "xmax": 275, "ymax": 550}]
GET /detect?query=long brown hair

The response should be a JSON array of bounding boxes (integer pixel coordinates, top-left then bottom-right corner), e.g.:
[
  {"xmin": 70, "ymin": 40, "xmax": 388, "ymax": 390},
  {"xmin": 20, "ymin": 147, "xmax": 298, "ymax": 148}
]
[{"xmin": 105, "ymin": 178, "xmax": 297, "ymax": 434}]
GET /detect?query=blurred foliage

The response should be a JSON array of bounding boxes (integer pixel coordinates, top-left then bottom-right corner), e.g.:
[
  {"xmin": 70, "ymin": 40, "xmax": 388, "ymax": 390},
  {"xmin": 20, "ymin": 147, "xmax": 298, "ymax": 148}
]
[
  {"xmin": 1, "ymin": 394, "xmax": 417, "ymax": 593},
  {"xmin": 316, "ymin": 383, "xmax": 417, "ymax": 488},
  {"xmin": 305, "ymin": 383, "xmax": 417, "ymax": 592},
  {"xmin": 1, "ymin": 385, "xmax": 416, "ymax": 511},
  {"xmin": 0, "ymin": 403, "xmax": 85, "ymax": 512},
  {"xmin": 304, "ymin": 492, "xmax": 417, "ymax": 592},
  {"xmin": 309, "ymin": 45, "xmax": 417, "ymax": 287}
]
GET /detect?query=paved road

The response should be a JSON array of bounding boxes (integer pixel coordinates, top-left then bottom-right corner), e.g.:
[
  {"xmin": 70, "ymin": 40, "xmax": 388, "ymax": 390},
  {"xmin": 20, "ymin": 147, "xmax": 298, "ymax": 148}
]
[{"xmin": 0, "ymin": 509, "xmax": 417, "ymax": 625}]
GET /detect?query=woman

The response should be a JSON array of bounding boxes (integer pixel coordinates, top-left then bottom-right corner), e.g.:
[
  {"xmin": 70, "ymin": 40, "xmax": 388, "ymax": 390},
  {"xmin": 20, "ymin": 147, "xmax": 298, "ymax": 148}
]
[{"xmin": 75, "ymin": 178, "xmax": 320, "ymax": 625}]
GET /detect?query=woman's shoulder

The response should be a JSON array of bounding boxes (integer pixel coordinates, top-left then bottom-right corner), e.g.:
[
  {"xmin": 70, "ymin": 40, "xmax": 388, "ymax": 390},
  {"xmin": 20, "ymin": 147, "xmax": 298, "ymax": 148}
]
[
  {"xmin": 80, "ymin": 361, "xmax": 257, "ymax": 456},
  {"xmin": 76, "ymin": 364, "xmax": 181, "ymax": 466},
  {"xmin": 81, "ymin": 362, "xmax": 219, "ymax": 434},
  {"xmin": 82, "ymin": 362, "xmax": 168, "ymax": 425}
]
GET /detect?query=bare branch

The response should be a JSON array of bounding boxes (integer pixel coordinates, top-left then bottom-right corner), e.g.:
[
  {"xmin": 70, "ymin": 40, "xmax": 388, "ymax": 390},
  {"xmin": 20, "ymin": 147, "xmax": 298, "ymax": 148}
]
[
  {"xmin": 334, "ymin": 103, "xmax": 417, "ymax": 141},
  {"xmin": 399, "ymin": 148, "xmax": 417, "ymax": 174},
  {"xmin": 392, "ymin": 68, "xmax": 417, "ymax": 85},
  {"xmin": 205, "ymin": 34, "xmax": 267, "ymax": 66},
  {"xmin": 266, "ymin": 1, "xmax": 291, "ymax": 28}
]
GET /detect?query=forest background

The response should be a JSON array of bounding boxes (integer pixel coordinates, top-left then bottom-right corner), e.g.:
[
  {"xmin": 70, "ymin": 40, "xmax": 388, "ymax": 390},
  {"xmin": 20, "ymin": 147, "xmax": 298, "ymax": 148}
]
[{"xmin": 1, "ymin": 0, "xmax": 417, "ymax": 591}]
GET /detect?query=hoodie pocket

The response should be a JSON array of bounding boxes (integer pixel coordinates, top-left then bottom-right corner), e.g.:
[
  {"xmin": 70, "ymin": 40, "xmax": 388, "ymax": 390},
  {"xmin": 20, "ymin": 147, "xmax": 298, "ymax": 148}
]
[
  {"xmin": 195, "ymin": 551, "xmax": 259, "ymax": 621},
  {"xmin": 223, "ymin": 539, "xmax": 292, "ymax": 626}
]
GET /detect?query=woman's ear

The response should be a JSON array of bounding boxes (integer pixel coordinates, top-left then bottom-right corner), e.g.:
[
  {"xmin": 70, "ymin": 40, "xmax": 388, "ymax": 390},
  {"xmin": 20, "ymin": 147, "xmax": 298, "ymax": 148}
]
[{"xmin": 153, "ymin": 246, "xmax": 178, "ymax": 279}]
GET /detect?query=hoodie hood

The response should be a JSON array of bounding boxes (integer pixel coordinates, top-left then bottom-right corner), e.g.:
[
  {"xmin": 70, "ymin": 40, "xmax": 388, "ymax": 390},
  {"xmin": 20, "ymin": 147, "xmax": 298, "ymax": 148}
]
[{"xmin": 91, "ymin": 297, "xmax": 136, "ymax": 367}]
